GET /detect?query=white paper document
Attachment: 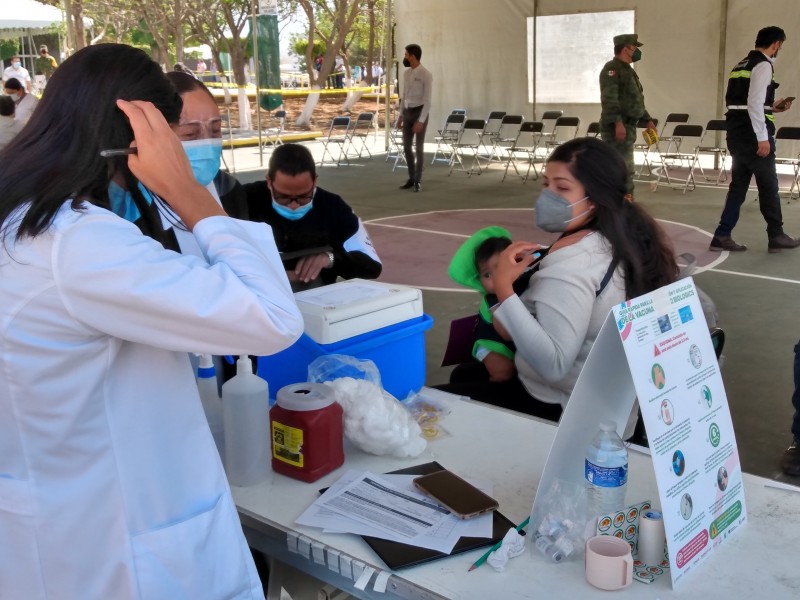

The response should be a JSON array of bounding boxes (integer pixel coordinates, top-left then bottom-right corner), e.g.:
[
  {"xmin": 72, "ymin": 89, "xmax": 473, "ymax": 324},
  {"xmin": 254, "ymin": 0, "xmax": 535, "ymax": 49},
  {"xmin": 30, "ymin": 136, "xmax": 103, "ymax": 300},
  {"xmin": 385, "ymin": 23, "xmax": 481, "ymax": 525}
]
[{"xmin": 296, "ymin": 471, "xmax": 494, "ymax": 554}]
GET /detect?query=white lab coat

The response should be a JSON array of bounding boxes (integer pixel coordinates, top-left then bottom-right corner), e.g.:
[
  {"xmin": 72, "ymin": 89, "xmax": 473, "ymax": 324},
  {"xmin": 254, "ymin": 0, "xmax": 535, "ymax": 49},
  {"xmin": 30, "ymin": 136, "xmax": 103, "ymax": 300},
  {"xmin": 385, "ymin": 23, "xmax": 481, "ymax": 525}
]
[{"xmin": 0, "ymin": 201, "xmax": 303, "ymax": 599}]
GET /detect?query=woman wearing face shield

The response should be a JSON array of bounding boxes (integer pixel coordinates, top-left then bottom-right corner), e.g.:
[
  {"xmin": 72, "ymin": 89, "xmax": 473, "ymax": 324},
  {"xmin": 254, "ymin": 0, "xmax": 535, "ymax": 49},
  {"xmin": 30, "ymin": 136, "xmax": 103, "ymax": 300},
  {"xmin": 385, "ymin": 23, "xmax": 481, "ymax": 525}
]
[
  {"xmin": 438, "ymin": 137, "xmax": 677, "ymax": 420},
  {"xmin": 0, "ymin": 44, "xmax": 302, "ymax": 599}
]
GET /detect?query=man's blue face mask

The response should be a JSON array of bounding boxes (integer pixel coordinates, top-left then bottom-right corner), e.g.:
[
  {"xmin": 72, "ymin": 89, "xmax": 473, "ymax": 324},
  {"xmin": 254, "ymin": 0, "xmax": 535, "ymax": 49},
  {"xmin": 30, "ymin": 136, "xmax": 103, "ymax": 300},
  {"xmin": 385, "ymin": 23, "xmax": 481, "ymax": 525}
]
[
  {"xmin": 272, "ymin": 199, "xmax": 314, "ymax": 220},
  {"xmin": 181, "ymin": 138, "xmax": 223, "ymax": 186}
]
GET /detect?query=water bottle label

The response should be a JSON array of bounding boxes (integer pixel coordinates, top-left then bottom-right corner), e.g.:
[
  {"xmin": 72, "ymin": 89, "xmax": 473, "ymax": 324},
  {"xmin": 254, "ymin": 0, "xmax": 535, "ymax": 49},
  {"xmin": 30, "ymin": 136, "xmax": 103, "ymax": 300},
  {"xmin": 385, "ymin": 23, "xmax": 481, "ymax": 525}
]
[
  {"xmin": 272, "ymin": 421, "xmax": 304, "ymax": 467},
  {"xmin": 585, "ymin": 460, "xmax": 628, "ymax": 487}
]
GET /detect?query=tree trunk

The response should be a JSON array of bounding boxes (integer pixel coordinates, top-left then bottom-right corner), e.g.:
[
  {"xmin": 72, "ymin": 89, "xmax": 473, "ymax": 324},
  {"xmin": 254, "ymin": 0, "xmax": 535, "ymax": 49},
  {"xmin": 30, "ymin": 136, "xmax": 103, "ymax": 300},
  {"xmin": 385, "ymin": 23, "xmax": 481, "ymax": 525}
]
[
  {"xmin": 237, "ymin": 87, "xmax": 252, "ymax": 130},
  {"xmin": 296, "ymin": 87, "xmax": 321, "ymax": 129},
  {"xmin": 342, "ymin": 89, "xmax": 364, "ymax": 112}
]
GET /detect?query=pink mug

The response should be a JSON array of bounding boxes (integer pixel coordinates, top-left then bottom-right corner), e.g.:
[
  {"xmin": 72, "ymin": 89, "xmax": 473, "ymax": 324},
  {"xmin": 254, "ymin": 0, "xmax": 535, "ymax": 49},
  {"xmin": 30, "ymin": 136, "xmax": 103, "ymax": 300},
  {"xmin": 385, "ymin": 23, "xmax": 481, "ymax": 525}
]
[{"xmin": 585, "ymin": 535, "xmax": 633, "ymax": 590}]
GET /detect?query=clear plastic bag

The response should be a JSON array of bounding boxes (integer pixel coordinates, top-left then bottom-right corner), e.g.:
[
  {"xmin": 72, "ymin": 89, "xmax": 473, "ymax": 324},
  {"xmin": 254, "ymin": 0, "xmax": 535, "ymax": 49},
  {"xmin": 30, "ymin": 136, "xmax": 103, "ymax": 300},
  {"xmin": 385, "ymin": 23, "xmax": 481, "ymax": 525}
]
[
  {"xmin": 531, "ymin": 478, "xmax": 592, "ymax": 563},
  {"xmin": 402, "ymin": 387, "xmax": 455, "ymax": 440}
]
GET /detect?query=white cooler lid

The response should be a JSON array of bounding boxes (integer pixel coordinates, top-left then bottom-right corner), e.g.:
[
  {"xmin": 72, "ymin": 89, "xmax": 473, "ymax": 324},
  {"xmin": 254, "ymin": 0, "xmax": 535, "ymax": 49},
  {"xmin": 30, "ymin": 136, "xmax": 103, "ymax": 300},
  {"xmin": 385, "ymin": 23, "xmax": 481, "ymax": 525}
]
[{"xmin": 294, "ymin": 279, "xmax": 424, "ymax": 344}]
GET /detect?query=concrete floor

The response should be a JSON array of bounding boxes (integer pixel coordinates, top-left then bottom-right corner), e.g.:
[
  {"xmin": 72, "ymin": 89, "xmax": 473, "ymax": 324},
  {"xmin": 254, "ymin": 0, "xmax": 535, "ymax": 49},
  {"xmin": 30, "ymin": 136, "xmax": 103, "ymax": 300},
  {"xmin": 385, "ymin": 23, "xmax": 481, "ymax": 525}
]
[{"xmin": 228, "ymin": 138, "xmax": 800, "ymax": 484}]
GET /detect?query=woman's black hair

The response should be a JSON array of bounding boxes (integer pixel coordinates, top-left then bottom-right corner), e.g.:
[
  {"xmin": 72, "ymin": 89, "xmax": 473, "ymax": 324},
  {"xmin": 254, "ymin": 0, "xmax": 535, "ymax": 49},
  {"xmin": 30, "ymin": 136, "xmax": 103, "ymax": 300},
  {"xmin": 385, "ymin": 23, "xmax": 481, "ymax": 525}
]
[
  {"xmin": 474, "ymin": 236, "xmax": 511, "ymax": 271},
  {"xmin": 165, "ymin": 70, "xmax": 215, "ymax": 103},
  {"xmin": 547, "ymin": 137, "xmax": 678, "ymax": 298},
  {"xmin": 0, "ymin": 43, "xmax": 182, "ymax": 244}
]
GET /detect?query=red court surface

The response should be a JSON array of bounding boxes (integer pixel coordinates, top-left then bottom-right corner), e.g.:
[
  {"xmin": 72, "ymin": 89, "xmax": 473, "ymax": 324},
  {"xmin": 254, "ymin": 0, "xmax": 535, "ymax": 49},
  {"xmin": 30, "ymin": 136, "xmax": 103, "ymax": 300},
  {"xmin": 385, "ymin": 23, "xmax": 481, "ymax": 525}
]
[{"xmin": 364, "ymin": 209, "xmax": 722, "ymax": 290}]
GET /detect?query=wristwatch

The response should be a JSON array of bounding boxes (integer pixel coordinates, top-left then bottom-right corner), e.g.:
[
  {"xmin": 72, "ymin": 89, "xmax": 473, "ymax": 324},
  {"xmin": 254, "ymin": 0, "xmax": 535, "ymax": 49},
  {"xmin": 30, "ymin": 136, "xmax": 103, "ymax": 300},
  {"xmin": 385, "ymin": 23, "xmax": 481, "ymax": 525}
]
[{"xmin": 325, "ymin": 251, "xmax": 335, "ymax": 267}]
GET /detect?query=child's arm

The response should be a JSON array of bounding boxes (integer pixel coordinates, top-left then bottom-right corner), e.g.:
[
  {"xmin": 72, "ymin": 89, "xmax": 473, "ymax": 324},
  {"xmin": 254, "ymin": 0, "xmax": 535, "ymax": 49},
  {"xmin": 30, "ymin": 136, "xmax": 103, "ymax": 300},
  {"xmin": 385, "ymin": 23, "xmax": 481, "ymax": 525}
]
[{"xmin": 483, "ymin": 351, "xmax": 517, "ymax": 382}]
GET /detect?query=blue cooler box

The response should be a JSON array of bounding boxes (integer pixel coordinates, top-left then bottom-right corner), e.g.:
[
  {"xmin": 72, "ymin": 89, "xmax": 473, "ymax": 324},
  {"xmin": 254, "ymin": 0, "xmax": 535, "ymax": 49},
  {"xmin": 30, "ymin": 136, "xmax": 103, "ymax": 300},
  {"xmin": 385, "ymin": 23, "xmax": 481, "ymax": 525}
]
[{"xmin": 256, "ymin": 279, "xmax": 432, "ymax": 400}]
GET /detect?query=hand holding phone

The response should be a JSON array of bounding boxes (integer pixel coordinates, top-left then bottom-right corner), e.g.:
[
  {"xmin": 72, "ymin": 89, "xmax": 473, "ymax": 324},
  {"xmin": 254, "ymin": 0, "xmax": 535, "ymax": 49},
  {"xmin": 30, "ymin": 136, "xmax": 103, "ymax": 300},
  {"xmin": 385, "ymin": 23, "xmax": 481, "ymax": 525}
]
[
  {"xmin": 413, "ymin": 470, "xmax": 499, "ymax": 520},
  {"xmin": 775, "ymin": 96, "xmax": 795, "ymax": 111}
]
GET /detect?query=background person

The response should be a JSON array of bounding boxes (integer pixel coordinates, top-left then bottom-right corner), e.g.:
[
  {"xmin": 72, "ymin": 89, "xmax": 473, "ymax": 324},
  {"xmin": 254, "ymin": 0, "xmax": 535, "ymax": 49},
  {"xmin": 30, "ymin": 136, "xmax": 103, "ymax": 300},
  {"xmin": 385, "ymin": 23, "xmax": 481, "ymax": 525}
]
[
  {"xmin": 243, "ymin": 143, "xmax": 382, "ymax": 291},
  {"xmin": 599, "ymin": 33, "xmax": 655, "ymax": 197},
  {"xmin": 2, "ymin": 54, "xmax": 31, "ymax": 91},
  {"xmin": 398, "ymin": 43, "xmax": 433, "ymax": 192},
  {"xmin": 0, "ymin": 95, "xmax": 23, "ymax": 151},
  {"xmin": 0, "ymin": 43, "xmax": 303, "ymax": 599},
  {"xmin": 33, "ymin": 44, "xmax": 58, "ymax": 89},
  {"xmin": 436, "ymin": 137, "xmax": 677, "ymax": 421},
  {"xmin": 3, "ymin": 77, "xmax": 39, "ymax": 123},
  {"xmin": 709, "ymin": 25, "xmax": 799, "ymax": 253}
]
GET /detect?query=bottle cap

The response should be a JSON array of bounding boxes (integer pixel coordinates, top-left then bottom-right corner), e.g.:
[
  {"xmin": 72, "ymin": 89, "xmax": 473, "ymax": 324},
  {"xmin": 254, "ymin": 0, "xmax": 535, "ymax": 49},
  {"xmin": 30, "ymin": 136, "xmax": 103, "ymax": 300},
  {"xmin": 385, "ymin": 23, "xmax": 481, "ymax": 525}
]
[{"xmin": 276, "ymin": 382, "xmax": 336, "ymax": 411}]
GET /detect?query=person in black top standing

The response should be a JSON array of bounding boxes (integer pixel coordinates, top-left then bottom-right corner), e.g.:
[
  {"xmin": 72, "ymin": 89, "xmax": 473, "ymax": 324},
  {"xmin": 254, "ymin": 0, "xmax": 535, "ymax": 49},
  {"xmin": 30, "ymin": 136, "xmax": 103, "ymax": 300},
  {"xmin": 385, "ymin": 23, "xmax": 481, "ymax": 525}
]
[
  {"xmin": 243, "ymin": 143, "xmax": 382, "ymax": 290},
  {"xmin": 710, "ymin": 26, "xmax": 799, "ymax": 253}
]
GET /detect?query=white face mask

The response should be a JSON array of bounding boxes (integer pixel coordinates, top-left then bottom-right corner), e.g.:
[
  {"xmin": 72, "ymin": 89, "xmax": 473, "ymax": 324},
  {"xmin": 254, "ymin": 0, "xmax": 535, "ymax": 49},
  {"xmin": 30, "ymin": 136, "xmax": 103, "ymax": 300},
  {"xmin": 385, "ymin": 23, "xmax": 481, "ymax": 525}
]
[{"xmin": 11, "ymin": 61, "xmax": 20, "ymax": 68}]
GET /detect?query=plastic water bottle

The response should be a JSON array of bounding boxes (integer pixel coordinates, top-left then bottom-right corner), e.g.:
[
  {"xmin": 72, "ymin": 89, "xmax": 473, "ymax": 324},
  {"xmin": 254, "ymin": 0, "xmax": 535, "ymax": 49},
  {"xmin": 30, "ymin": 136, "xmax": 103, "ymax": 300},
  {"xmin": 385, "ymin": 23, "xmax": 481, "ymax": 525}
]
[
  {"xmin": 222, "ymin": 355, "xmax": 270, "ymax": 486},
  {"xmin": 585, "ymin": 420, "xmax": 628, "ymax": 517},
  {"xmin": 195, "ymin": 354, "xmax": 224, "ymax": 460}
]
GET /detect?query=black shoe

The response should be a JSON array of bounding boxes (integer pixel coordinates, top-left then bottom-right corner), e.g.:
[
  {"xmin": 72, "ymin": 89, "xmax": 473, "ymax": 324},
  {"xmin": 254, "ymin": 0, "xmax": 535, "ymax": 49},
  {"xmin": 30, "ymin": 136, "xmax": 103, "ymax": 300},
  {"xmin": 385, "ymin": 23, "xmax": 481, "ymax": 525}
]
[
  {"xmin": 399, "ymin": 179, "xmax": 414, "ymax": 190},
  {"xmin": 782, "ymin": 440, "xmax": 800, "ymax": 476},
  {"xmin": 768, "ymin": 233, "xmax": 800, "ymax": 253},
  {"xmin": 413, "ymin": 182, "xmax": 421, "ymax": 192},
  {"xmin": 709, "ymin": 236, "xmax": 747, "ymax": 252}
]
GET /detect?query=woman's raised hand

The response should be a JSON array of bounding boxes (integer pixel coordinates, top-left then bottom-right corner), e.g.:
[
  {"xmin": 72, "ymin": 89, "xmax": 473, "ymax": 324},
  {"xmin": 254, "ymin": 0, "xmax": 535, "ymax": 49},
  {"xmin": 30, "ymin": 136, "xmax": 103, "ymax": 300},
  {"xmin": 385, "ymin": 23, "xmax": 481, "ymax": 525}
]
[{"xmin": 116, "ymin": 99, "xmax": 225, "ymax": 229}]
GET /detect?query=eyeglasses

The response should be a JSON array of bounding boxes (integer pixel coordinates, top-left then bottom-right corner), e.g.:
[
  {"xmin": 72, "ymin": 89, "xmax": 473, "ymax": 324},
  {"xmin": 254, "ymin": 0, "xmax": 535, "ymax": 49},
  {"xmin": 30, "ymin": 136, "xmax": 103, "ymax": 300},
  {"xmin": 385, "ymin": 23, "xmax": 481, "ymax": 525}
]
[
  {"xmin": 270, "ymin": 186, "xmax": 315, "ymax": 206},
  {"xmin": 173, "ymin": 117, "xmax": 223, "ymax": 141}
]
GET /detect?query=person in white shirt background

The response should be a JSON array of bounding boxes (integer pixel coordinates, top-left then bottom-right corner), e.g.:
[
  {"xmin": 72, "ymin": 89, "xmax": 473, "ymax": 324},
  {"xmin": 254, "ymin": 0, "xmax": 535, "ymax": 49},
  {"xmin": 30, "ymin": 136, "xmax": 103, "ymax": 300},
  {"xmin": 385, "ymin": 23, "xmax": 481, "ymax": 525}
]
[
  {"xmin": 3, "ymin": 77, "xmax": 38, "ymax": 123},
  {"xmin": 2, "ymin": 54, "xmax": 32, "ymax": 91},
  {"xmin": 0, "ymin": 43, "xmax": 303, "ymax": 600},
  {"xmin": 397, "ymin": 43, "xmax": 433, "ymax": 192}
]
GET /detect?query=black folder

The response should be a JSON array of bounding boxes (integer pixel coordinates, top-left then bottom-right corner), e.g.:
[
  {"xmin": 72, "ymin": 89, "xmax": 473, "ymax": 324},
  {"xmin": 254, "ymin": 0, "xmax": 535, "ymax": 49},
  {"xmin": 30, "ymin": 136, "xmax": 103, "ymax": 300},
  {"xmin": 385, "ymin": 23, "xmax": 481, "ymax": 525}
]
[{"xmin": 321, "ymin": 461, "xmax": 520, "ymax": 570}]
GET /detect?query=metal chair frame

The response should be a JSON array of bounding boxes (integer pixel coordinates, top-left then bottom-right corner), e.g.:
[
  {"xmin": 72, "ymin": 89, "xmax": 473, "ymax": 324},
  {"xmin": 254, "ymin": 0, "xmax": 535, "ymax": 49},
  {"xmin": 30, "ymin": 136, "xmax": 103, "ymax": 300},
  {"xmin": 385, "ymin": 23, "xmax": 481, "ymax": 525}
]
[
  {"xmin": 449, "ymin": 119, "xmax": 487, "ymax": 176},
  {"xmin": 654, "ymin": 123, "xmax": 704, "ymax": 193},
  {"xmin": 502, "ymin": 121, "xmax": 544, "ymax": 183},
  {"xmin": 431, "ymin": 112, "xmax": 466, "ymax": 165},
  {"xmin": 318, "ymin": 116, "xmax": 353, "ymax": 167}
]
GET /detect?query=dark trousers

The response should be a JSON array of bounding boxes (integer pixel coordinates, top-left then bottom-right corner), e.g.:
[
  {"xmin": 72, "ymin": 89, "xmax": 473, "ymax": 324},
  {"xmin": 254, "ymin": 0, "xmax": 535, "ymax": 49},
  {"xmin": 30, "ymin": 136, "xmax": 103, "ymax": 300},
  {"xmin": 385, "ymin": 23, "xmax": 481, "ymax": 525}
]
[
  {"xmin": 714, "ymin": 136, "xmax": 784, "ymax": 239},
  {"xmin": 402, "ymin": 105, "xmax": 428, "ymax": 183},
  {"xmin": 792, "ymin": 342, "xmax": 800, "ymax": 441},
  {"xmin": 433, "ymin": 361, "xmax": 563, "ymax": 423},
  {"xmin": 600, "ymin": 122, "xmax": 636, "ymax": 194}
]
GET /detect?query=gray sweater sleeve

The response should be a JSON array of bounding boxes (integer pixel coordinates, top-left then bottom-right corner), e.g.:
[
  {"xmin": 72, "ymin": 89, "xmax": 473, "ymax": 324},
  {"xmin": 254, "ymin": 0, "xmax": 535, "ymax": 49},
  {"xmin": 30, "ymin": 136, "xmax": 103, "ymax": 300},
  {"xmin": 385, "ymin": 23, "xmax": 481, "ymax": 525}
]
[{"xmin": 493, "ymin": 233, "xmax": 617, "ymax": 383}]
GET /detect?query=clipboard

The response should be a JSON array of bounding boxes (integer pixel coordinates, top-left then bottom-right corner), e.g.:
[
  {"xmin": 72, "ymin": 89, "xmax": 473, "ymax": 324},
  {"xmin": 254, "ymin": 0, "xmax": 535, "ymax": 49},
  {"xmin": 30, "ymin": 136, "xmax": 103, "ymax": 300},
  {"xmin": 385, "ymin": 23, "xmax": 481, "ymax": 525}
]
[{"xmin": 321, "ymin": 461, "xmax": 519, "ymax": 570}]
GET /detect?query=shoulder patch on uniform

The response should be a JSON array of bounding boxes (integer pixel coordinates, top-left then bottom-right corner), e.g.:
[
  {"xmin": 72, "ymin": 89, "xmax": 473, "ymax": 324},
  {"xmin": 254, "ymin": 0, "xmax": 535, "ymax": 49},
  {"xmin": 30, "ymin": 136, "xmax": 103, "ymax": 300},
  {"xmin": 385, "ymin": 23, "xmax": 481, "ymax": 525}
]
[{"xmin": 608, "ymin": 70, "xmax": 616, "ymax": 77}]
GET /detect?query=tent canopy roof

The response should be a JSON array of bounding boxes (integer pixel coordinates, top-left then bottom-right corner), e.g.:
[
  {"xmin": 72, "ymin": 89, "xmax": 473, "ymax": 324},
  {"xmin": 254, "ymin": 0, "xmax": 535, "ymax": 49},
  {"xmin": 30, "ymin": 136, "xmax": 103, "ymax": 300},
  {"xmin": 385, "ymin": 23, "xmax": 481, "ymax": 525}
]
[{"xmin": 0, "ymin": 0, "xmax": 63, "ymax": 39}]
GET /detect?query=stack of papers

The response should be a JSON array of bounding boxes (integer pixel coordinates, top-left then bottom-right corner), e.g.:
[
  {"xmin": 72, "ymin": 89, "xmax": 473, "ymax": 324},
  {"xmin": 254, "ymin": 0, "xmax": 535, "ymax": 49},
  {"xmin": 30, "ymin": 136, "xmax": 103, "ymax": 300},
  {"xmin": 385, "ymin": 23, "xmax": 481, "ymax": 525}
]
[{"xmin": 296, "ymin": 470, "xmax": 494, "ymax": 554}]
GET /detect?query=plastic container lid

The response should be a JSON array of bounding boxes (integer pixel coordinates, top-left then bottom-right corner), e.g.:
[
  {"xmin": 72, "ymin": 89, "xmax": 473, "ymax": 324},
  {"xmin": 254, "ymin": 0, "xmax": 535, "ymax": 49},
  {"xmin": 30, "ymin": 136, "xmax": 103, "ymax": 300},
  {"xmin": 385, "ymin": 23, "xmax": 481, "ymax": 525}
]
[{"xmin": 276, "ymin": 382, "xmax": 336, "ymax": 411}]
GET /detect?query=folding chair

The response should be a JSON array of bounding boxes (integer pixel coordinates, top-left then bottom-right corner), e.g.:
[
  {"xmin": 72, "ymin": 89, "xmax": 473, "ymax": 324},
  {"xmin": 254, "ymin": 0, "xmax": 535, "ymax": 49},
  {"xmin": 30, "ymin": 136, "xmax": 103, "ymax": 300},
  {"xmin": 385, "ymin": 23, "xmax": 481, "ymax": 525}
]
[
  {"xmin": 450, "ymin": 108, "xmax": 467, "ymax": 115},
  {"xmin": 263, "ymin": 109, "xmax": 286, "ymax": 147},
  {"xmin": 543, "ymin": 116, "xmax": 580, "ymax": 158},
  {"xmin": 775, "ymin": 126, "xmax": 800, "ymax": 200},
  {"xmin": 487, "ymin": 115, "xmax": 524, "ymax": 163},
  {"xmin": 478, "ymin": 111, "xmax": 506, "ymax": 156},
  {"xmin": 502, "ymin": 121, "xmax": 543, "ymax": 182},
  {"xmin": 653, "ymin": 124, "xmax": 704, "ymax": 193},
  {"xmin": 386, "ymin": 113, "xmax": 407, "ymax": 171},
  {"xmin": 634, "ymin": 117, "xmax": 659, "ymax": 178},
  {"xmin": 691, "ymin": 119, "xmax": 728, "ymax": 185},
  {"xmin": 318, "ymin": 116, "xmax": 353, "ymax": 167},
  {"xmin": 449, "ymin": 119, "xmax": 486, "ymax": 176},
  {"xmin": 586, "ymin": 121, "xmax": 600, "ymax": 137},
  {"xmin": 539, "ymin": 110, "xmax": 563, "ymax": 142},
  {"xmin": 348, "ymin": 111, "xmax": 375, "ymax": 159},
  {"xmin": 652, "ymin": 113, "xmax": 690, "ymax": 165},
  {"xmin": 431, "ymin": 112, "xmax": 466, "ymax": 165}
]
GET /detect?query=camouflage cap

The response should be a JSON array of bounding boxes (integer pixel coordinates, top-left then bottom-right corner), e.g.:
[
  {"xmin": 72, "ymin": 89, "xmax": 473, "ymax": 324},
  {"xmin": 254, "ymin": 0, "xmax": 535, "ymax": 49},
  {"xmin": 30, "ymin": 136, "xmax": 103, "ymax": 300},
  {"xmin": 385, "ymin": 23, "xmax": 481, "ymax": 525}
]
[{"xmin": 614, "ymin": 34, "xmax": 643, "ymax": 47}]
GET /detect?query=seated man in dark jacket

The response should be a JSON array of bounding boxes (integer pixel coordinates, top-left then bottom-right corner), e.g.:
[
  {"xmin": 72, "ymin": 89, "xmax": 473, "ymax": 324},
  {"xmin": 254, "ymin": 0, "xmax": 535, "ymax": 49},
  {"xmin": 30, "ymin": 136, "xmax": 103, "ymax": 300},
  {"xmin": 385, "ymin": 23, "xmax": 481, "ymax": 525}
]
[{"xmin": 243, "ymin": 143, "xmax": 382, "ymax": 290}]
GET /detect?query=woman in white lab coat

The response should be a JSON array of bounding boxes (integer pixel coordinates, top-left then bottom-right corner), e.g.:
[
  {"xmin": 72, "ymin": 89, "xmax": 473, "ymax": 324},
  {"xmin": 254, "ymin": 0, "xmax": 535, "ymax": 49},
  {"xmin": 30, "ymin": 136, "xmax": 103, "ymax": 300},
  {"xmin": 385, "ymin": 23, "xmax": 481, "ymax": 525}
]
[{"xmin": 0, "ymin": 44, "xmax": 303, "ymax": 599}]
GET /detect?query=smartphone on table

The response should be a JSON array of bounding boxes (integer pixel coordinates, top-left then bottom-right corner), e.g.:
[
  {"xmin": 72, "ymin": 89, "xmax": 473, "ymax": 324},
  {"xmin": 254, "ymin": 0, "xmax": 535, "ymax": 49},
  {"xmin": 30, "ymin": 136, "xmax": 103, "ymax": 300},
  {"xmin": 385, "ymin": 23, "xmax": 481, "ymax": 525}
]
[{"xmin": 413, "ymin": 470, "xmax": 499, "ymax": 520}]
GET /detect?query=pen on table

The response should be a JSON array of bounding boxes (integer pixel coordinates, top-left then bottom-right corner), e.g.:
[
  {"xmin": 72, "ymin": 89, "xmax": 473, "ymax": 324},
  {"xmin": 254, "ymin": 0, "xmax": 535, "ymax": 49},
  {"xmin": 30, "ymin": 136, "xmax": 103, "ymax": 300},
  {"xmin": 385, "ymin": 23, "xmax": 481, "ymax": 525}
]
[
  {"xmin": 100, "ymin": 147, "xmax": 137, "ymax": 158},
  {"xmin": 468, "ymin": 516, "xmax": 530, "ymax": 572}
]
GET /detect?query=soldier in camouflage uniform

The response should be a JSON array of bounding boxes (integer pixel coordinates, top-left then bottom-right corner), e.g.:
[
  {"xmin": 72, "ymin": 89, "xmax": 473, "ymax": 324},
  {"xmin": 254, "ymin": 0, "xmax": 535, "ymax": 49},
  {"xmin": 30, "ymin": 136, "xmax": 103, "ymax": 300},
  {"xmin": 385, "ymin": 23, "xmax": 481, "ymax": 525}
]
[{"xmin": 599, "ymin": 34, "xmax": 655, "ymax": 196}]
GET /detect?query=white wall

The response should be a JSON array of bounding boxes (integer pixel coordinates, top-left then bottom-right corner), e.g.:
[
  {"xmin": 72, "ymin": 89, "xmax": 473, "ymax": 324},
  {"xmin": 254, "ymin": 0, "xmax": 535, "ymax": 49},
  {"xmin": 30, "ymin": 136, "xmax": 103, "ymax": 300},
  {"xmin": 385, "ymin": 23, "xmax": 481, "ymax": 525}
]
[{"xmin": 396, "ymin": 0, "xmax": 800, "ymax": 138}]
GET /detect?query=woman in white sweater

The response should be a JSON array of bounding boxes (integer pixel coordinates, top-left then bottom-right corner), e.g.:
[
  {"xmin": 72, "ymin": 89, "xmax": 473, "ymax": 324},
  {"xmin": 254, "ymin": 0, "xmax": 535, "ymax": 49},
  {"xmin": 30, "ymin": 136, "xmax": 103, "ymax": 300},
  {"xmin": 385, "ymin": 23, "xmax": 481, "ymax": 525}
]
[{"xmin": 441, "ymin": 137, "xmax": 677, "ymax": 420}]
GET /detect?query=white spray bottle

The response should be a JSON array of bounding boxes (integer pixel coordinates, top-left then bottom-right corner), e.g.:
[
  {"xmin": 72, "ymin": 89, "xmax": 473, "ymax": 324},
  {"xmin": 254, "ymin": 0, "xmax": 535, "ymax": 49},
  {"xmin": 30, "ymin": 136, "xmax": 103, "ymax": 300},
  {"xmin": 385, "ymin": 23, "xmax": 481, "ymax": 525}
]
[
  {"xmin": 222, "ymin": 355, "xmax": 270, "ymax": 486},
  {"xmin": 195, "ymin": 354, "xmax": 225, "ymax": 460}
]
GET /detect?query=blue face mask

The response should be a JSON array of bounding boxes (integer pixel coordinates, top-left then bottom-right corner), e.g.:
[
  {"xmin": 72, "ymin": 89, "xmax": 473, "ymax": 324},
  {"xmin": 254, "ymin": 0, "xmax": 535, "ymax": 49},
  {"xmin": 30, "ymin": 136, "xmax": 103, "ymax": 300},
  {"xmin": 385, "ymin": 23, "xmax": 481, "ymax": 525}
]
[
  {"xmin": 108, "ymin": 180, "xmax": 154, "ymax": 222},
  {"xmin": 272, "ymin": 199, "xmax": 313, "ymax": 220},
  {"xmin": 181, "ymin": 138, "xmax": 222, "ymax": 186}
]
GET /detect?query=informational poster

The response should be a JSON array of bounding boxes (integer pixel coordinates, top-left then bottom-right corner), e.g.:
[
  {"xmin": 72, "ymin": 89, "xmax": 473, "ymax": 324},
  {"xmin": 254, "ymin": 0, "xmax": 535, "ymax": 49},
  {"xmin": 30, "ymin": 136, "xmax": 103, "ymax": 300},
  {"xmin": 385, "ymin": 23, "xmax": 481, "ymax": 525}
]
[{"xmin": 613, "ymin": 278, "xmax": 747, "ymax": 586}]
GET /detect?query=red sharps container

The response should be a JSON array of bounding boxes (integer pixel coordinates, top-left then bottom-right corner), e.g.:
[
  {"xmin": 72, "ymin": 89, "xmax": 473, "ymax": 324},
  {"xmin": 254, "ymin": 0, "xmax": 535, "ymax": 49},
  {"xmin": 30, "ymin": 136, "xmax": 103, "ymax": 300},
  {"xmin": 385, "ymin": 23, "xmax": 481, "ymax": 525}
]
[{"xmin": 270, "ymin": 382, "xmax": 344, "ymax": 482}]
